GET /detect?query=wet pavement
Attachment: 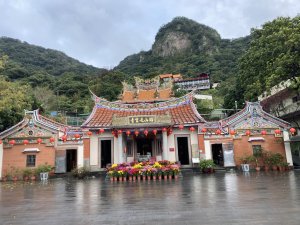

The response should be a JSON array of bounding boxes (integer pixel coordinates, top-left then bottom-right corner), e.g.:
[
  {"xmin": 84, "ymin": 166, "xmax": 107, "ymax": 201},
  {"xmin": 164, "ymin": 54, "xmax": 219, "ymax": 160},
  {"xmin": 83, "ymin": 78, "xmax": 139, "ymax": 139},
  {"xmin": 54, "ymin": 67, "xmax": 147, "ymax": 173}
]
[{"xmin": 1, "ymin": 171, "xmax": 300, "ymax": 225}]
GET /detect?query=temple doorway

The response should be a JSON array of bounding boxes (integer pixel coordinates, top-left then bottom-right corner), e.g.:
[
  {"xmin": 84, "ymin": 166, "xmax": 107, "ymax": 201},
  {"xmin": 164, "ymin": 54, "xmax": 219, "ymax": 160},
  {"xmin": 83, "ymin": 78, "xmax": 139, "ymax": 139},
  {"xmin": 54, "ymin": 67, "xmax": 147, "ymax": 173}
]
[
  {"xmin": 136, "ymin": 138, "xmax": 152, "ymax": 156},
  {"xmin": 212, "ymin": 144, "xmax": 224, "ymax": 166},
  {"xmin": 100, "ymin": 139, "xmax": 112, "ymax": 168},
  {"xmin": 177, "ymin": 137, "xmax": 190, "ymax": 165},
  {"xmin": 66, "ymin": 149, "xmax": 77, "ymax": 172}
]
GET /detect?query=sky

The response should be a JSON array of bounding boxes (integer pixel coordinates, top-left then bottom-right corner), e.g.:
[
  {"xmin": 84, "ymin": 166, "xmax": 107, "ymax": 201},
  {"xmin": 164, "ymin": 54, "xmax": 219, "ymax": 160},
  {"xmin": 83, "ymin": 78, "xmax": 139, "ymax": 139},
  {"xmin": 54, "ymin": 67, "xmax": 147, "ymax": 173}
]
[{"xmin": 0, "ymin": 0, "xmax": 300, "ymax": 68}]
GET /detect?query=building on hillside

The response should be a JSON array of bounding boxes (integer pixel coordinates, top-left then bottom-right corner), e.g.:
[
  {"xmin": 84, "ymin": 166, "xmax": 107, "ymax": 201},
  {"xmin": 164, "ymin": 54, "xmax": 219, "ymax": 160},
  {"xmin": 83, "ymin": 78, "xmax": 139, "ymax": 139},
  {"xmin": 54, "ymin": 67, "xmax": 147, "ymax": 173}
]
[
  {"xmin": 174, "ymin": 73, "xmax": 210, "ymax": 91},
  {"xmin": 159, "ymin": 73, "xmax": 183, "ymax": 82},
  {"xmin": 258, "ymin": 79, "xmax": 300, "ymax": 166},
  {"xmin": 0, "ymin": 77, "xmax": 295, "ymax": 179}
]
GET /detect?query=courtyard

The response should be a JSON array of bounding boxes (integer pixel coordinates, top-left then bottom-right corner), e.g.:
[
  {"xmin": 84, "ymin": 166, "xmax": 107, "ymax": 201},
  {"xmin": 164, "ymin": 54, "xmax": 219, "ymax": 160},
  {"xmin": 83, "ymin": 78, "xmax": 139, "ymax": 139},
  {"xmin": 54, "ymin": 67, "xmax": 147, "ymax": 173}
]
[{"xmin": 0, "ymin": 171, "xmax": 300, "ymax": 225}]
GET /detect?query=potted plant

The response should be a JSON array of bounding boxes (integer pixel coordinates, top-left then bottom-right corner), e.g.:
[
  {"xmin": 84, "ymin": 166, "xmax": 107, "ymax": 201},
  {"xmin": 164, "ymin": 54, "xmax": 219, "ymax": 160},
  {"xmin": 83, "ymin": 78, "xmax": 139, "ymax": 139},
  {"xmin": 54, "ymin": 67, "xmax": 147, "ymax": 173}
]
[
  {"xmin": 262, "ymin": 151, "xmax": 272, "ymax": 171},
  {"xmin": 269, "ymin": 153, "xmax": 284, "ymax": 171},
  {"xmin": 199, "ymin": 159, "xmax": 216, "ymax": 173},
  {"xmin": 22, "ymin": 168, "xmax": 32, "ymax": 181},
  {"xmin": 36, "ymin": 163, "xmax": 54, "ymax": 180},
  {"xmin": 71, "ymin": 167, "xmax": 89, "ymax": 179}
]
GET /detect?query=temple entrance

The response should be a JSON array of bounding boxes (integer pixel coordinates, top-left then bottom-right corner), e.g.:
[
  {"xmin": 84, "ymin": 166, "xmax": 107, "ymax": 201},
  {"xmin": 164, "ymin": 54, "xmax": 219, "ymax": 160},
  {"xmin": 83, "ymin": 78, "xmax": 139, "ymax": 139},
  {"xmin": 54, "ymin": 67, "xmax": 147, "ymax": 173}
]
[
  {"xmin": 177, "ymin": 137, "xmax": 189, "ymax": 165},
  {"xmin": 66, "ymin": 149, "xmax": 77, "ymax": 172},
  {"xmin": 136, "ymin": 138, "xmax": 152, "ymax": 157},
  {"xmin": 212, "ymin": 144, "xmax": 224, "ymax": 166},
  {"xmin": 100, "ymin": 139, "xmax": 112, "ymax": 168}
]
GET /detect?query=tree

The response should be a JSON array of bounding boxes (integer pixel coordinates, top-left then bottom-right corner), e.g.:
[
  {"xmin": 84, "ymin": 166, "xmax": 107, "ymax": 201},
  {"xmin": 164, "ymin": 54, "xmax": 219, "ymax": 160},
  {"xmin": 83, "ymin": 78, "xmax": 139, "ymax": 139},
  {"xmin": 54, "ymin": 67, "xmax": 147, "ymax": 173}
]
[
  {"xmin": 236, "ymin": 16, "xmax": 300, "ymax": 102},
  {"xmin": 0, "ymin": 76, "xmax": 33, "ymax": 131}
]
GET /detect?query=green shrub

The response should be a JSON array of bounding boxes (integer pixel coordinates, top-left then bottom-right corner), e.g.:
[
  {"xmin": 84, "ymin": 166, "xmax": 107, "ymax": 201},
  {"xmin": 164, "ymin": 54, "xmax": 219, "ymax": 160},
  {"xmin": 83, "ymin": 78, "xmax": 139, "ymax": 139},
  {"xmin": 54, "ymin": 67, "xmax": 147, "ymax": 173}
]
[{"xmin": 71, "ymin": 167, "xmax": 89, "ymax": 179}]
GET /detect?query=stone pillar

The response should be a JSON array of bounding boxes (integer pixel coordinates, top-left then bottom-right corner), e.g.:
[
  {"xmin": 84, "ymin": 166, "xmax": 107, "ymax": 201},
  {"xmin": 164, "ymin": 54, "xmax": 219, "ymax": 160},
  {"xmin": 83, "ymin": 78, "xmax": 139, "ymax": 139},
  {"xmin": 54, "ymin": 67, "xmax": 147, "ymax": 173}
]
[
  {"xmin": 77, "ymin": 145, "xmax": 84, "ymax": 168},
  {"xmin": 0, "ymin": 143, "xmax": 3, "ymax": 179},
  {"xmin": 162, "ymin": 131, "xmax": 168, "ymax": 160},
  {"xmin": 283, "ymin": 130, "xmax": 293, "ymax": 166},
  {"xmin": 118, "ymin": 133, "xmax": 124, "ymax": 163},
  {"xmin": 204, "ymin": 140, "xmax": 212, "ymax": 160}
]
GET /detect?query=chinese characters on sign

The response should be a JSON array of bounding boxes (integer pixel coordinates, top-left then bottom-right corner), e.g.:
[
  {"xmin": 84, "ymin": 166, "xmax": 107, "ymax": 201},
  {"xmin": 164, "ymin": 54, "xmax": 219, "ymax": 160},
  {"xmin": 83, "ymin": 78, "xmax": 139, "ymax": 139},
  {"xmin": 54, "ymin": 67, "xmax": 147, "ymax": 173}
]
[{"xmin": 129, "ymin": 116, "xmax": 156, "ymax": 124}]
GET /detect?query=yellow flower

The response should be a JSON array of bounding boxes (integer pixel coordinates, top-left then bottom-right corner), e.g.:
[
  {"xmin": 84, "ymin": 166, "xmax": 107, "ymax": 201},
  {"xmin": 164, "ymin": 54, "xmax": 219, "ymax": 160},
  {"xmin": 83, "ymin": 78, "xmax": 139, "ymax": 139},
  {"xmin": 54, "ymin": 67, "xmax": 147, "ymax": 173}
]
[{"xmin": 112, "ymin": 164, "xmax": 118, "ymax": 168}]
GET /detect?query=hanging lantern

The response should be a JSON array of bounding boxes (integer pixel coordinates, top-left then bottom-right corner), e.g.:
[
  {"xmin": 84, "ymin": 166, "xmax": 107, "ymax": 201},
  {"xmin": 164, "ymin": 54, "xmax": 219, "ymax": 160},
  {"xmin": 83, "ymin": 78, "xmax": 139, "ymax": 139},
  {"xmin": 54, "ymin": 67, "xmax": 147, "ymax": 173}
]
[
  {"xmin": 230, "ymin": 130, "xmax": 236, "ymax": 136},
  {"xmin": 178, "ymin": 125, "xmax": 184, "ymax": 130},
  {"xmin": 261, "ymin": 130, "xmax": 267, "ymax": 136},
  {"xmin": 245, "ymin": 130, "xmax": 251, "ymax": 136},
  {"xmin": 153, "ymin": 129, "xmax": 157, "ymax": 136},
  {"xmin": 216, "ymin": 129, "xmax": 221, "ymax": 135},
  {"xmin": 144, "ymin": 130, "xmax": 149, "ymax": 136},
  {"xmin": 49, "ymin": 137, "xmax": 55, "ymax": 143},
  {"xmin": 290, "ymin": 127, "xmax": 296, "ymax": 135},
  {"xmin": 74, "ymin": 133, "xmax": 80, "ymax": 139},
  {"xmin": 0, "ymin": 140, "xmax": 2, "ymax": 144},
  {"xmin": 201, "ymin": 128, "xmax": 207, "ymax": 133},
  {"xmin": 23, "ymin": 139, "xmax": 29, "ymax": 145},
  {"xmin": 168, "ymin": 128, "xmax": 173, "ymax": 136},
  {"xmin": 99, "ymin": 128, "xmax": 105, "ymax": 135},
  {"xmin": 117, "ymin": 130, "xmax": 123, "ymax": 135},
  {"xmin": 189, "ymin": 127, "xmax": 195, "ymax": 132},
  {"xmin": 134, "ymin": 130, "xmax": 139, "ymax": 137},
  {"xmin": 61, "ymin": 135, "xmax": 67, "ymax": 142},
  {"xmin": 126, "ymin": 130, "xmax": 131, "ymax": 137},
  {"xmin": 162, "ymin": 127, "xmax": 167, "ymax": 133},
  {"xmin": 37, "ymin": 138, "xmax": 43, "ymax": 144},
  {"xmin": 9, "ymin": 140, "xmax": 16, "ymax": 145},
  {"xmin": 274, "ymin": 129, "xmax": 281, "ymax": 135},
  {"xmin": 87, "ymin": 131, "xmax": 93, "ymax": 136}
]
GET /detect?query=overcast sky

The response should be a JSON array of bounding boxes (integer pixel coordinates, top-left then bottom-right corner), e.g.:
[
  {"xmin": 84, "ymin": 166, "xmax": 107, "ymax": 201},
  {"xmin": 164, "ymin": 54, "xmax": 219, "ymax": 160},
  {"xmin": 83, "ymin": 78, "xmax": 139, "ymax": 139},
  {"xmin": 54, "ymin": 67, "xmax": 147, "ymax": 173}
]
[{"xmin": 1, "ymin": 0, "xmax": 299, "ymax": 68}]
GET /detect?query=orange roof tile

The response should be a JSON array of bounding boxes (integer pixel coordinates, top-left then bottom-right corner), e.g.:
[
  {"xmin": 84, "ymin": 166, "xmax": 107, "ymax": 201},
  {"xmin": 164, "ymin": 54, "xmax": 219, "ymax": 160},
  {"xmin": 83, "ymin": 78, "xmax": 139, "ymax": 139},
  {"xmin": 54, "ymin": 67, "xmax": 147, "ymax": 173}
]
[
  {"xmin": 158, "ymin": 88, "xmax": 171, "ymax": 99},
  {"xmin": 137, "ymin": 89, "xmax": 156, "ymax": 100},
  {"xmin": 82, "ymin": 94, "xmax": 205, "ymax": 128},
  {"xmin": 122, "ymin": 91, "xmax": 135, "ymax": 101}
]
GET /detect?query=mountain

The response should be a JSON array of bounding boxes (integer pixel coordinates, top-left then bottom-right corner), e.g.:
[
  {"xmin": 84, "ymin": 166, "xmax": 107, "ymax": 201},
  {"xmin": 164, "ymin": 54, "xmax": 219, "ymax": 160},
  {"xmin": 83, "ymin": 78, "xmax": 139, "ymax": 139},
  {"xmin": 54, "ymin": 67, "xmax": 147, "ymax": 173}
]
[{"xmin": 115, "ymin": 17, "xmax": 250, "ymax": 83}]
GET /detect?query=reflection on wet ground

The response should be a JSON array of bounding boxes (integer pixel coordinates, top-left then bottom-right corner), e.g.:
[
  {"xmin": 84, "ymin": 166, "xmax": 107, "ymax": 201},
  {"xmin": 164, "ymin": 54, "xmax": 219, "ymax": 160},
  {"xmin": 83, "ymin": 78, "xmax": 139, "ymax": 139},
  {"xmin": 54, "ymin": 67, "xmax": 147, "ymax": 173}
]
[{"xmin": 1, "ymin": 171, "xmax": 300, "ymax": 225}]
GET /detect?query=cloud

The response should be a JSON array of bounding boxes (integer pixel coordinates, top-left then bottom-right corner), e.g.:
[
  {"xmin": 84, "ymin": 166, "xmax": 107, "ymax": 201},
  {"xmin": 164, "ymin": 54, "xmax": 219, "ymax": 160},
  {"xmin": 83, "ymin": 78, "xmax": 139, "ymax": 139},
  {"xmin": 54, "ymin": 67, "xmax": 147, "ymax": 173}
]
[{"xmin": 0, "ymin": 0, "xmax": 299, "ymax": 67}]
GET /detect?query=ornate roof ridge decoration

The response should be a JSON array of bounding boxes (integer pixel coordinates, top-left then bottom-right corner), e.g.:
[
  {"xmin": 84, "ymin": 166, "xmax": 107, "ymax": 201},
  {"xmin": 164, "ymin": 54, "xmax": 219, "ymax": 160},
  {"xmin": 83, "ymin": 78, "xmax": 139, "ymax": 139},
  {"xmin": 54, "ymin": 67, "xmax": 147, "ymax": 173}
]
[
  {"xmin": 0, "ymin": 109, "xmax": 68, "ymax": 139},
  {"xmin": 135, "ymin": 76, "xmax": 160, "ymax": 90},
  {"xmin": 91, "ymin": 90, "xmax": 196, "ymax": 112},
  {"xmin": 221, "ymin": 101, "xmax": 290, "ymax": 129}
]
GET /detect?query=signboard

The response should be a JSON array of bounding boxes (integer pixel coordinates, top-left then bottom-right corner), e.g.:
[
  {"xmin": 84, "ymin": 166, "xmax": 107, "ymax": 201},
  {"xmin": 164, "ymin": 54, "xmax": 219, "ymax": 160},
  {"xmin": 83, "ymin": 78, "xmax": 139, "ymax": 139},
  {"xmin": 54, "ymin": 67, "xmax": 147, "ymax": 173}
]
[
  {"xmin": 169, "ymin": 147, "xmax": 174, "ymax": 152},
  {"xmin": 129, "ymin": 116, "xmax": 155, "ymax": 124},
  {"xmin": 222, "ymin": 142, "xmax": 235, "ymax": 167}
]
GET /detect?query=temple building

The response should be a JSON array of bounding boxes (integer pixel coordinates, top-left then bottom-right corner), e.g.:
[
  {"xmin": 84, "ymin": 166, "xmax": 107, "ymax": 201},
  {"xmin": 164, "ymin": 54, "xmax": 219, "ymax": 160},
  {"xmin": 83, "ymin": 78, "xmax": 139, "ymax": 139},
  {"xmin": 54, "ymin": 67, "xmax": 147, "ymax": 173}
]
[{"xmin": 0, "ymin": 76, "xmax": 295, "ymax": 178}]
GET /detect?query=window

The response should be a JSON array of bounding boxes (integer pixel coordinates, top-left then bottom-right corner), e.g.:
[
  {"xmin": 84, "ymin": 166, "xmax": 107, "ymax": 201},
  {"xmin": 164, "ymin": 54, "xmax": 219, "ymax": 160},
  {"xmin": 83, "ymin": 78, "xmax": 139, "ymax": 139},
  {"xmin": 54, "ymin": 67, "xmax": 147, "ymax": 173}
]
[
  {"xmin": 126, "ymin": 140, "xmax": 133, "ymax": 157},
  {"xmin": 252, "ymin": 145, "xmax": 262, "ymax": 157},
  {"xmin": 26, "ymin": 155, "xmax": 36, "ymax": 167}
]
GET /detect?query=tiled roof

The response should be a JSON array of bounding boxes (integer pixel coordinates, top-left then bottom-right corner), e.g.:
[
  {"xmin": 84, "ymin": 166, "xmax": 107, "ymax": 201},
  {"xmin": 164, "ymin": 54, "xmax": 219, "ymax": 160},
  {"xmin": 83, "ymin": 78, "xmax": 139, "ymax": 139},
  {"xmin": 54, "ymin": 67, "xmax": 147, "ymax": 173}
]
[
  {"xmin": 82, "ymin": 93, "xmax": 205, "ymax": 128},
  {"xmin": 158, "ymin": 88, "xmax": 171, "ymax": 99},
  {"xmin": 138, "ymin": 89, "xmax": 155, "ymax": 100},
  {"xmin": 122, "ymin": 91, "xmax": 135, "ymax": 101}
]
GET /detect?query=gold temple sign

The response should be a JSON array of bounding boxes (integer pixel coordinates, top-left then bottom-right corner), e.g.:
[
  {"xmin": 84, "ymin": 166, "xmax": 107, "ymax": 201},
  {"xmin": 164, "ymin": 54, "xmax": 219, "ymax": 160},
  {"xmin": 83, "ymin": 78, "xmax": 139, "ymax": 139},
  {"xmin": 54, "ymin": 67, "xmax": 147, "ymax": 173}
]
[{"xmin": 129, "ymin": 116, "xmax": 156, "ymax": 124}]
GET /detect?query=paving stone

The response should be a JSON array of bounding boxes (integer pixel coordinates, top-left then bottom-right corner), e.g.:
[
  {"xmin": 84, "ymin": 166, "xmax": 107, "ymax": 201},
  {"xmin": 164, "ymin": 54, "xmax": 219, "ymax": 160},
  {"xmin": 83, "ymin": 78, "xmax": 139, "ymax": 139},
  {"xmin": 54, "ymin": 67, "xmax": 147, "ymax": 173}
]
[{"xmin": 0, "ymin": 171, "xmax": 300, "ymax": 225}]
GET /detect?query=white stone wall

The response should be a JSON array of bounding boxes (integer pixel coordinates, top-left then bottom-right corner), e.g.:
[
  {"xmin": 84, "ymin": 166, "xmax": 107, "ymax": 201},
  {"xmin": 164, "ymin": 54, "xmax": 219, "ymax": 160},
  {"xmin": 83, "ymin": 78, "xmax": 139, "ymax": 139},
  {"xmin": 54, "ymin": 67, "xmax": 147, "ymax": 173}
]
[{"xmin": 0, "ymin": 143, "xmax": 3, "ymax": 179}]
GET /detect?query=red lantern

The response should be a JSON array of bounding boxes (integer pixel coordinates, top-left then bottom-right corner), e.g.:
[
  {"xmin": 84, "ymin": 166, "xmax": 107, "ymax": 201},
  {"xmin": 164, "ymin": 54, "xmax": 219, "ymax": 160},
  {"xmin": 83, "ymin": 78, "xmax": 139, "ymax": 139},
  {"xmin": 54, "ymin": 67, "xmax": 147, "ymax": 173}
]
[
  {"xmin": 61, "ymin": 135, "xmax": 67, "ymax": 142},
  {"xmin": 216, "ymin": 129, "xmax": 221, "ymax": 135},
  {"xmin": 162, "ymin": 128, "xmax": 167, "ymax": 132},
  {"xmin": 178, "ymin": 125, "xmax": 184, "ymax": 130},
  {"xmin": 117, "ymin": 130, "xmax": 122, "ymax": 135},
  {"xmin": 201, "ymin": 128, "xmax": 207, "ymax": 133},
  {"xmin": 153, "ymin": 129, "xmax": 157, "ymax": 136},
  {"xmin": 245, "ymin": 130, "xmax": 251, "ymax": 136},
  {"xmin": 168, "ymin": 128, "xmax": 173, "ymax": 136},
  {"xmin": 99, "ymin": 128, "xmax": 105, "ymax": 135},
  {"xmin": 144, "ymin": 130, "xmax": 149, "ymax": 136},
  {"xmin": 261, "ymin": 130, "xmax": 267, "ymax": 136},
  {"xmin": 87, "ymin": 131, "xmax": 93, "ymax": 136},
  {"xmin": 230, "ymin": 130, "xmax": 235, "ymax": 136},
  {"xmin": 37, "ymin": 138, "xmax": 43, "ymax": 144},
  {"xmin": 23, "ymin": 139, "xmax": 29, "ymax": 145},
  {"xmin": 189, "ymin": 127, "xmax": 195, "ymax": 132},
  {"xmin": 49, "ymin": 137, "xmax": 55, "ymax": 143},
  {"xmin": 134, "ymin": 130, "xmax": 139, "ymax": 137},
  {"xmin": 74, "ymin": 133, "xmax": 80, "ymax": 139},
  {"xmin": 0, "ymin": 140, "xmax": 2, "ymax": 144},
  {"xmin": 274, "ymin": 129, "xmax": 281, "ymax": 135},
  {"xmin": 290, "ymin": 127, "xmax": 296, "ymax": 135},
  {"xmin": 126, "ymin": 130, "xmax": 131, "ymax": 136},
  {"xmin": 9, "ymin": 140, "xmax": 16, "ymax": 145}
]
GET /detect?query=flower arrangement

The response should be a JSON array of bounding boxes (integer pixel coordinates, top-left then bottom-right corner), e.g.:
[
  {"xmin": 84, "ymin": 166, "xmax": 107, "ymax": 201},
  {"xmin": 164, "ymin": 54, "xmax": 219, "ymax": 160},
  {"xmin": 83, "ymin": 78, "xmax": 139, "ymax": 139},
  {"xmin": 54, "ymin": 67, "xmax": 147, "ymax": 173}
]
[{"xmin": 106, "ymin": 160, "xmax": 180, "ymax": 181}]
